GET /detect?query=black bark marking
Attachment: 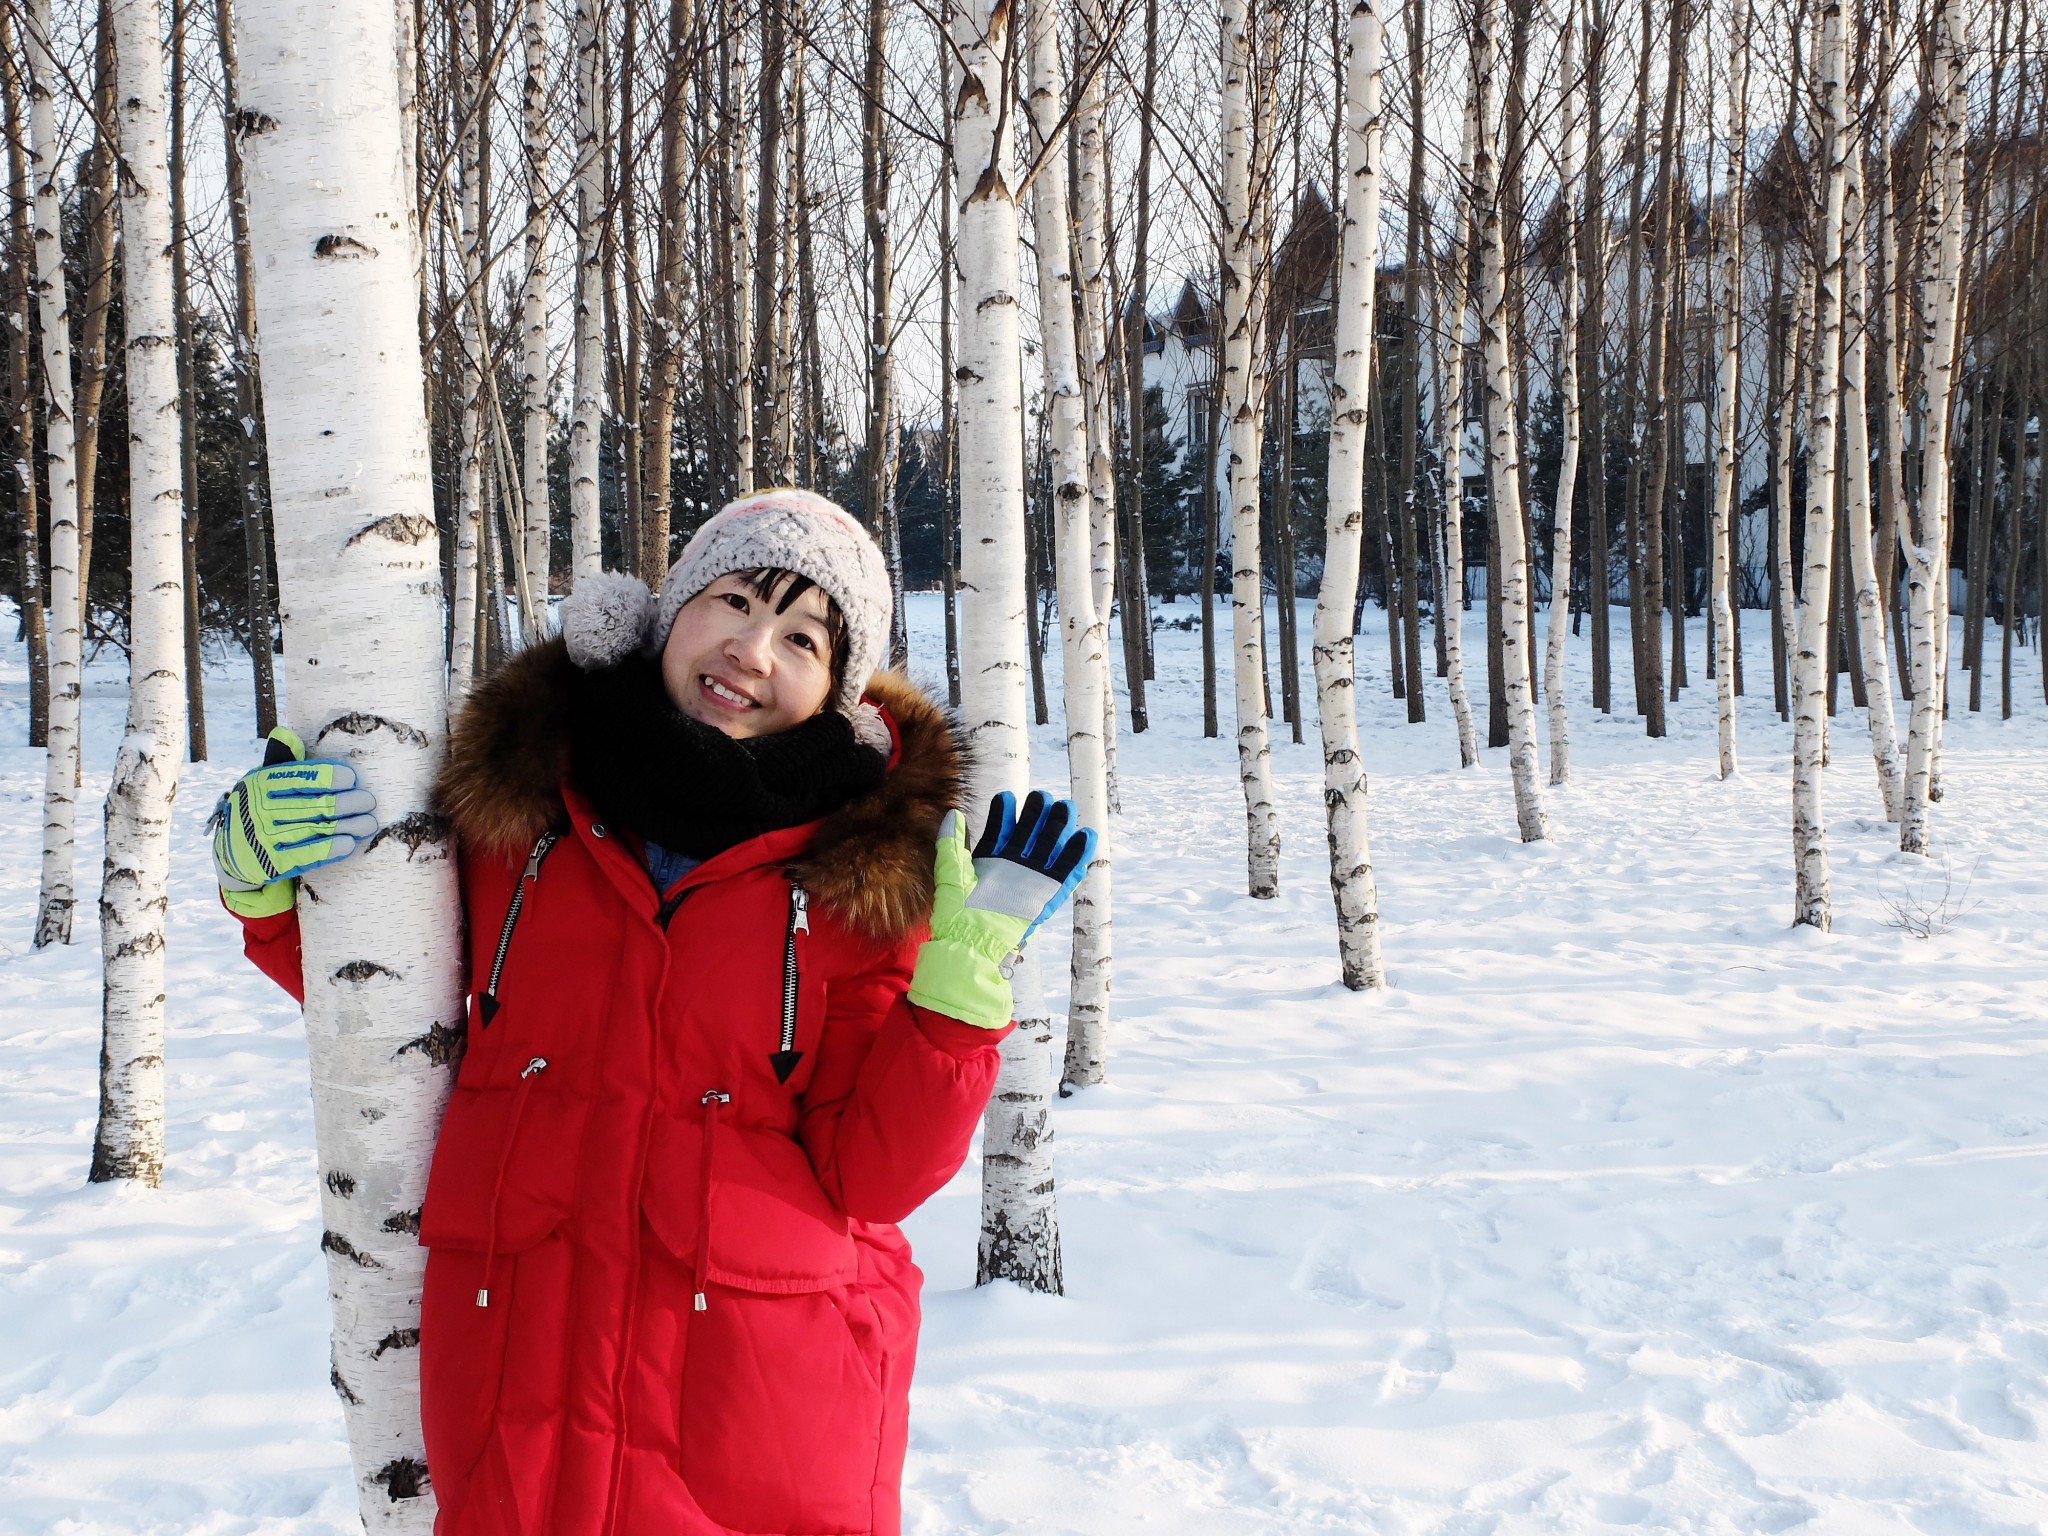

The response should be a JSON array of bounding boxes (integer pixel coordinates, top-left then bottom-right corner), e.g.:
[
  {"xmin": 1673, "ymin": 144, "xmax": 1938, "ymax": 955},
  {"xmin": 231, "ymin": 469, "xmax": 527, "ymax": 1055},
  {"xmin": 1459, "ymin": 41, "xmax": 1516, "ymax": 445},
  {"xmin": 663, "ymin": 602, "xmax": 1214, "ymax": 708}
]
[
  {"xmin": 330, "ymin": 1364, "xmax": 361, "ymax": 1405},
  {"xmin": 373, "ymin": 1457, "xmax": 430, "ymax": 1501},
  {"xmin": 345, "ymin": 513, "xmax": 437, "ymax": 549},
  {"xmin": 318, "ymin": 712, "xmax": 430, "ymax": 749},
  {"xmin": 232, "ymin": 107, "xmax": 277, "ymax": 137},
  {"xmin": 371, "ymin": 1327, "xmax": 421, "ymax": 1359},
  {"xmin": 333, "ymin": 959, "xmax": 400, "ymax": 985},
  {"xmin": 395, "ymin": 1019, "xmax": 464, "ymax": 1066},
  {"xmin": 325, "ymin": 1170, "xmax": 357, "ymax": 1198},
  {"xmin": 367, "ymin": 811, "xmax": 450, "ymax": 858},
  {"xmin": 313, "ymin": 234, "xmax": 376, "ymax": 260},
  {"xmin": 321, "ymin": 1231, "xmax": 382, "ymax": 1268},
  {"xmin": 382, "ymin": 1206, "xmax": 422, "ymax": 1236}
]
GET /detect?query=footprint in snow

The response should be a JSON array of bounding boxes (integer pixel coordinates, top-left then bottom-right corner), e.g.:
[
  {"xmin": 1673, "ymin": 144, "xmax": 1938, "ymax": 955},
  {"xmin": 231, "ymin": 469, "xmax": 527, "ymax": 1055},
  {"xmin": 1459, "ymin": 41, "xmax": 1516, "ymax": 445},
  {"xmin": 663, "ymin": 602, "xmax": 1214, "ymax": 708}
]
[{"xmin": 1378, "ymin": 1329, "xmax": 1455, "ymax": 1405}]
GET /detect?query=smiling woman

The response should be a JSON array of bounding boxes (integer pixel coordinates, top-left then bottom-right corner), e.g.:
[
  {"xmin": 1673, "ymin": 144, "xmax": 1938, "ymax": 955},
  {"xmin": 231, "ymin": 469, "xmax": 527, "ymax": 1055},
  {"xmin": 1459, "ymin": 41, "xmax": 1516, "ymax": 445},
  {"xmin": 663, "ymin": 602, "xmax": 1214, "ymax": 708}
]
[
  {"xmin": 215, "ymin": 484, "xmax": 1097, "ymax": 1536},
  {"xmin": 660, "ymin": 569, "xmax": 849, "ymax": 739}
]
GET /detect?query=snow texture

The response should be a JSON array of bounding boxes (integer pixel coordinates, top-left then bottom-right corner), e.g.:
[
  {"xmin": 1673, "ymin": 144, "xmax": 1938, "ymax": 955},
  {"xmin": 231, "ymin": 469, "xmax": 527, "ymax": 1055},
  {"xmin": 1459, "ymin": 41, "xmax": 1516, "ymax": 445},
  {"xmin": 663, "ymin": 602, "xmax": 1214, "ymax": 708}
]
[{"xmin": 3, "ymin": 596, "xmax": 2045, "ymax": 1534}]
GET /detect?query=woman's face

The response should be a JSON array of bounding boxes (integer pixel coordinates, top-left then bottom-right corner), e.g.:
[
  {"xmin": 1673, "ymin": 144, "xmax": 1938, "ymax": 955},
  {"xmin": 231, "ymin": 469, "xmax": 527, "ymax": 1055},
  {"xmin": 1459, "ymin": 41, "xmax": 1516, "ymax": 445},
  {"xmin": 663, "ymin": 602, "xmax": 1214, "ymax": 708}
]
[{"xmin": 660, "ymin": 572, "xmax": 836, "ymax": 739}]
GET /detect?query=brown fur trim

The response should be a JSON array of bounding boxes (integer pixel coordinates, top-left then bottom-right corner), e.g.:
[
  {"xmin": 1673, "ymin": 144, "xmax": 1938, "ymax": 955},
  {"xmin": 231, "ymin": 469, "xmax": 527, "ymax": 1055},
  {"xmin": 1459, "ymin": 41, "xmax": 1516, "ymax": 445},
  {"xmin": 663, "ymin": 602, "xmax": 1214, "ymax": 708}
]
[
  {"xmin": 791, "ymin": 670, "xmax": 966, "ymax": 944},
  {"xmin": 434, "ymin": 643, "xmax": 966, "ymax": 943},
  {"xmin": 433, "ymin": 639, "xmax": 577, "ymax": 857}
]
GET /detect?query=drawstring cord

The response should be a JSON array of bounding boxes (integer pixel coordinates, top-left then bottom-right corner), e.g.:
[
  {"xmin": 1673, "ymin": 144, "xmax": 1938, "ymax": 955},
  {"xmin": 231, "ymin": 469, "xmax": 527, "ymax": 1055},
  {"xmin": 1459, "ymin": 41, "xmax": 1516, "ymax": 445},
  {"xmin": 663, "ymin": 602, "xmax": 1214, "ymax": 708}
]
[
  {"xmin": 476, "ymin": 1056, "xmax": 549, "ymax": 1307},
  {"xmin": 693, "ymin": 1089, "xmax": 730, "ymax": 1311}
]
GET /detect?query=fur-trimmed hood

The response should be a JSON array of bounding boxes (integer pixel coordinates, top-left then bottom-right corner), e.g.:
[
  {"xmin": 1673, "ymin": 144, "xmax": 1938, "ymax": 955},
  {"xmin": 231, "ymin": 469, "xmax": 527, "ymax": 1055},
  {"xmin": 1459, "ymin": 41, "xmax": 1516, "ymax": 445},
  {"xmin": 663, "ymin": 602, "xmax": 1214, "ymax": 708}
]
[{"xmin": 434, "ymin": 638, "xmax": 966, "ymax": 943}]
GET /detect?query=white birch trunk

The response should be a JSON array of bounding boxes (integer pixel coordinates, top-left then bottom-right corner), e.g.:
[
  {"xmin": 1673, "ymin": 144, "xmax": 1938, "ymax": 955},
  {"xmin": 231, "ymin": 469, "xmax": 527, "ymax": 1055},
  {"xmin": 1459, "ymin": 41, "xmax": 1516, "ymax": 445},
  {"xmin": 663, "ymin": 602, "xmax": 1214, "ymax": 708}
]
[
  {"xmin": 236, "ymin": 0, "xmax": 466, "ymax": 1521},
  {"xmin": 1542, "ymin": 6, "xmax": 1581, "ymax": 789},
  {"xmin": 449, "ymin": 0, "xmax": 485, "ymax": 692},
  {"xmin": 1472, "ymin": 0, "xmax": 1546, "ymax": 842},
  {"xmin": 568, "ymin": 0, "xmax": 603, "ymax": 582},
  {"xmin": 1074, "ymin": 0, "xmax": 1119, "ymax": 813},
  {"xmin": 1900, "ymin": 0, "xmax": 1965, "ymax": 856},
  {"xmin": 1027, "ymin": 0, "xmax": 1113, "ymax": 1093},
  {"xmin": 1439, "ymin": 96, "xmax": 1480, "ymax": 770},
  {"xmin": 1221, "ymin": 0, "xmax": 1280, "ymax": 896},
  {"xmin": 26, "ymin": 0, "xmax": 83, "ymax": 949},
  {"xmin": 1774, "ymin": 273, "xmax": 1812, "ymax": 696},
  {"xmin": 91, "ymin": 0, "xmax": 189, "ymax": 1186},
  {"xmin": 1708, "ymin": 6, "xmax": 1750, "ymax": 781},
  {"xmin": 954, "ymin": 0, "xmax": 1061, "ymax": 1296},
  {"xmin": 1840, "ymin": 139, "xmax": 1903, "ymax": 820},
  {"xmin": 518, "ymin": 0, "xmax": 549, "ymax": 630},
  {"xmin": 728, "ymin": 27, "xmax": 756, "ymax": 497},
  {"xmin": 1311, "ymin": 0, "xmax": 1386, "ymax": 991},
  {"xmin": 1791, "ymin": 0, "xmax": 1849, "ymax": 930}
]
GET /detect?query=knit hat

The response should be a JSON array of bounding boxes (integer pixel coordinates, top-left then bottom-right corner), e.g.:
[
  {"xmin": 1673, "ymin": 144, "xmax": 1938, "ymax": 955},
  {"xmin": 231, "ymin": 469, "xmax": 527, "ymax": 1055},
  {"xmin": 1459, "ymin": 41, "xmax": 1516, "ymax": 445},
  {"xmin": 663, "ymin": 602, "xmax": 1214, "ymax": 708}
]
[{"xmin": 558, "ymin": 487, "xmax": 894, "ymax": 724}]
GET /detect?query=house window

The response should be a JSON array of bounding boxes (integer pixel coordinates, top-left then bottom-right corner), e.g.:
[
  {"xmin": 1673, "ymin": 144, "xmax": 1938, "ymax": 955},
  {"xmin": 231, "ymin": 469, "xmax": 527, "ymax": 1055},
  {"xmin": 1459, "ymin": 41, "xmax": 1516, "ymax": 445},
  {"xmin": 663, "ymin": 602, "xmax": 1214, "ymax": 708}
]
[
  {"xmin": 1462, "ymin": 347, "xmax": 1485, "ymax": 424},
  {"xmin": 1188, "ymin": 389, "xmax": 1213, "ymax": 452}
]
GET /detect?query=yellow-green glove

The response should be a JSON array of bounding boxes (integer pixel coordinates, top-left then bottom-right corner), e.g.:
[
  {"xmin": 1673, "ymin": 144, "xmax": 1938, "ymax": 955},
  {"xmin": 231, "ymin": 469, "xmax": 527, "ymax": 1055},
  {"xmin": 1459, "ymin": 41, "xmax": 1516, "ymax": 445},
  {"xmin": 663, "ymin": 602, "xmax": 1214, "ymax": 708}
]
[
  {"xmin": 907, "ymin": 791, "xmax": 1098, "ymax": 1029},
  {"xmin": 209, "ymin": 728, "xmax": 379, "ymax": 919}
]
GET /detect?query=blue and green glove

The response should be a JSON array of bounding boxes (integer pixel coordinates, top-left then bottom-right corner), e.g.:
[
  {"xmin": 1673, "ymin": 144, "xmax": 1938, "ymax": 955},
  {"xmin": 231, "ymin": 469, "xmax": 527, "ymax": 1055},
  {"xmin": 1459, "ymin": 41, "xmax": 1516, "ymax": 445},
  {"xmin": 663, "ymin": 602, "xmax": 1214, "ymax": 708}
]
[
  {"xmin": 209, "ymin": 728, "xmax": 379, "ymax": 920},
  {"xmin": 907, "ymin": 791, "xmax": 1098, "ymax": 1030}
]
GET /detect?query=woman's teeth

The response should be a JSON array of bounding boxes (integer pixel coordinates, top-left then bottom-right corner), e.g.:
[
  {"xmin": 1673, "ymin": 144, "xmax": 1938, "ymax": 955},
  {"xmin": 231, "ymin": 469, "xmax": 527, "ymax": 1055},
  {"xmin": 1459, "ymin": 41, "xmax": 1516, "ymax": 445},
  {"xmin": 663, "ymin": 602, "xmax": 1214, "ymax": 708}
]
[{"xmin": 705, "ymin": 677, "xmax": 754, "ymax": 706}]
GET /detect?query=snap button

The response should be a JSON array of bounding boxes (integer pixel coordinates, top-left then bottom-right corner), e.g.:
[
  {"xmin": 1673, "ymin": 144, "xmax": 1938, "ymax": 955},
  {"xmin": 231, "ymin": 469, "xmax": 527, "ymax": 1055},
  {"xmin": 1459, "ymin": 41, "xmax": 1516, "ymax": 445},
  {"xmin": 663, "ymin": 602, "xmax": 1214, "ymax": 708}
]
[{"xmin": 591, "ymin": 822, "xmax": 607, "ymax": 838}]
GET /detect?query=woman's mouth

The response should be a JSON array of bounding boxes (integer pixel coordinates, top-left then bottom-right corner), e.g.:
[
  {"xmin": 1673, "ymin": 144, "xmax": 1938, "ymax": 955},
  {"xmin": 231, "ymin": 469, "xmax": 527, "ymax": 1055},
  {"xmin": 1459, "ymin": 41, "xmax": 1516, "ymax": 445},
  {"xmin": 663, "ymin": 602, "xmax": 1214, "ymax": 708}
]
[{"xmin": 701, "ymin": 675, "xmax": 758, "ymax": 710}]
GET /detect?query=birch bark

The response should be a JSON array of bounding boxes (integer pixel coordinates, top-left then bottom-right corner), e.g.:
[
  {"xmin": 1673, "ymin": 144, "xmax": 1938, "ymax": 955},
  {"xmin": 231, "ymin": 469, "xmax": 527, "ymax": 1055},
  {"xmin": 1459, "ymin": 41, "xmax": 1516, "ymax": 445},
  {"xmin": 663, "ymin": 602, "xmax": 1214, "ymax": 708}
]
[
  {"xmin": 1312, "ymin": 0, "xmax": 1386, "ymax": 990},
  {"xmin": 1900, "ymin": 0, "xmax": 1965, "ymax": 855},
  {"xmin": 1221, "ymin": 0, "xmax": 1280, "ymax": 896},
  {"xmin": 569, "ymin": 0, "xmax": 604, "ymax": 581},
  {"xmin": 25, "ymin": 0, "xmax": 84, "ymax": 949},
  {"xmin": 1708, "ymin": 0, "xmax": 1751, "ymax": 780},
  {"xmin": 518, "ymin": 0, "xmax": 550, "ymax": 631},
  {"xmin": 236, "ymin": 0, "xmax": 467, "ymax": 1520},
  {"xmin": 1074, "ymin": 0, "xmax": 1120, "ymax": 811},
  {"xmin": 1792, "ymin": 0, "xmax": 1849, "ymax": 929},
  {"xmin": 91, "ymin": 0, "xmax": 189, "ymax": 1187},
  {"xmin": 1472, "ymin": 0, "xmax": 1546, "ymax": 841},
  {"xmin": 1841, "ymin": 123, "xmax": 1904, "ymax": 819},
  {"xmin": 1542, "ymin": 3, "xmax": 1581, "ymax": 788},
  {"xmin": 1438, "ymin": 95, "xmax": 1480, "ymax": 769},
  {"xmin": 1026, "ymin": 0, "xmax": 1114, "ymax": 1092},
  {"xmin": 954, "ymin": 0, "xmax": 1062, "ymax": 1296},
  {"xmin": 449, "ymin": 0, "xmax": 486, "ymax": 693}
]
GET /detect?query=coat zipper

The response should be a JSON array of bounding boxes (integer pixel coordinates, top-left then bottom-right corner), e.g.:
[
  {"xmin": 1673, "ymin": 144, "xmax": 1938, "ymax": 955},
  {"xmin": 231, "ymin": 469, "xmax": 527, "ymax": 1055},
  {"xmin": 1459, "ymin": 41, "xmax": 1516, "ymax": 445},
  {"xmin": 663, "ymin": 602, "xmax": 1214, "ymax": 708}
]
[
  {"xmin": 768, "ymin": 883, "xmax": 808, "ymax": 1083},
  {"xmin": 478, "ymin": 832, "xmax": 557, "ymax": 1027}
]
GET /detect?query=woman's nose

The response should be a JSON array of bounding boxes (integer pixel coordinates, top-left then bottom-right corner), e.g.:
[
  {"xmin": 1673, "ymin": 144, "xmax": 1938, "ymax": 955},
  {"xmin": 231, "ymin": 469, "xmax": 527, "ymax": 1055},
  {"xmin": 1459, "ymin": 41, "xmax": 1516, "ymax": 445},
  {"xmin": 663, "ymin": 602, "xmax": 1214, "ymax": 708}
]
[{"xmin": 726, "ymin": 622, "xmax": 774, "ymax": 673}]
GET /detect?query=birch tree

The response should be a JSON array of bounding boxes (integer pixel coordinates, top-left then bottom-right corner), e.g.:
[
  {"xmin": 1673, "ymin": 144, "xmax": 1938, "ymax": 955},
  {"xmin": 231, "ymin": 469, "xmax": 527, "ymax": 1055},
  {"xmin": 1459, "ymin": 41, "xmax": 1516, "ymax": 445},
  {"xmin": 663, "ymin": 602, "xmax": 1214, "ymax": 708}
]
[
  {"xmin": 954, "ymin": 0, "xmax": 1063, "ymax": 1296},
  {"xmin": 26, "ymin": 0, "xmax": 84, "ymax": 949},
  {"xmin": 1707, "ymin": 0, "xmax": 1752, "ymax": 780},
  {"xmin": 1839, "ymin": 82, "xmax": 1903, "ymax": 820},
  {"xmin": 1437, "ymin": 94, "xmax": 1481, "ymax": 770},
  {"xmin": 91, "ymin": 0, "xmax": 190, "ymax": 1185},
  {"xmin": 236, "ymin": 0, "xmax": 467, "ymax": 1520},
  {"xmin": 1472, "ymin": 0, "xmax": 1546, "ymax": 841},
  {"xmin": 448, "ymin": 0, "xmax": 487, "ymax": 691},
  {"xmin": 1791, "ymin": 0, "xmax": 1850, "ymax": 929},
  {"xmin": 569, "ymin": 0, "xmax": 604, "ymax": 581},
  {"xmin": 1074, "ymin": 0, "xmax": 1120, "ymax": 809},
  {"xmin": 1311, "ymin": 0, "xmax": 1387, "ymax": 990},
  {"xmin": 1900, "ymin": 0, "xmax": 1965, "ymax": 856},
  {"xmin": 518, "ymin": 0, "xmax": 550, "ymax": 630},
  {"xmin": 1221, "ymin": 0, "xmax": 1281, "ymax": 896},
  {"xmin": 1542, "ymin": 1, "xmax": 1582, "ymax": 788},
  {"xmin": 1026, "ymin": 0, "xmax": 1114, "ymax": 1092}
]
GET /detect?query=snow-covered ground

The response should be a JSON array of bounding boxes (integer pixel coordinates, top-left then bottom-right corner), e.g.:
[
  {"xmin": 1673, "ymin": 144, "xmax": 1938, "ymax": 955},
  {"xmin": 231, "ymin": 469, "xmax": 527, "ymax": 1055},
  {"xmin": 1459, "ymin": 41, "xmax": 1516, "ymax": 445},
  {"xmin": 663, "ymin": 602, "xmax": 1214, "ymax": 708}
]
[{"xmin": 3, "ymin": 594, "xmax": 2045, "ymax": 1535}]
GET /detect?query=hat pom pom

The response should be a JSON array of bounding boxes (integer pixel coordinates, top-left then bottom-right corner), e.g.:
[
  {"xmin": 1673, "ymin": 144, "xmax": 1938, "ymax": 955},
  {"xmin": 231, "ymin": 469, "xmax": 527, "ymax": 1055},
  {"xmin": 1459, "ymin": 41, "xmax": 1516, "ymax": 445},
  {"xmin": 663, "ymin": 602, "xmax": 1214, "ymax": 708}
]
[
  {"xmin": 850, "ymin": 701, "xmax": 892, "ymax": 759},
  {"xmin": 559, "ymin": 571, "xmax": 656, "ymax": 670}
]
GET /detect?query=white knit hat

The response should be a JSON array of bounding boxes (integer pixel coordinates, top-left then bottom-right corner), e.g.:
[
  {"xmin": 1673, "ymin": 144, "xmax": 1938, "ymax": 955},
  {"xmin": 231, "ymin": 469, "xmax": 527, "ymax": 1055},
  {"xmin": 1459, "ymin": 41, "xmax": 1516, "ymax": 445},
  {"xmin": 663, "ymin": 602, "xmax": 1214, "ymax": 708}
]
[{"xmin": 558, "ymin": 488, "xmax": 894, "ymax": 721}]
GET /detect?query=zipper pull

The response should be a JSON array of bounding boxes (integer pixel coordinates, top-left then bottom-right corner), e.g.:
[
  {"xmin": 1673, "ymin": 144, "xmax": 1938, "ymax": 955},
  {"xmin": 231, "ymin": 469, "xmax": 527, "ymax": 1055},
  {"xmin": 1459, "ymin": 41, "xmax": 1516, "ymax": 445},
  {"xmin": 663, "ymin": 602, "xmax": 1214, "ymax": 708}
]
[
  {"xmin": 791, "ymin": 883, "xmax": 809, "ymax": 935},
  {"xmin": 523, "ymin": 833, "xmax": 555, "ymax": 883},
  {"xmin": 521, "ymin": 1056, "xmax": 548, "ymax": 1078}
]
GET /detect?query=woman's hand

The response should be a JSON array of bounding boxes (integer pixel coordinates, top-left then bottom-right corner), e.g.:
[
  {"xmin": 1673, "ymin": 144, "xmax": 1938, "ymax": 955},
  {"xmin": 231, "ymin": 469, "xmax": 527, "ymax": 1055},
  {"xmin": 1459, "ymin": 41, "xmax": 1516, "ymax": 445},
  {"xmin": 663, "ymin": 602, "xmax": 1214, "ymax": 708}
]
[
  {"xmin": 906, "ymin": 791, "xmax": 1097, "ymax": 1030},
  {"xmin": 210, "ymin": 728, "xmax": 379, "ymax": 919}
]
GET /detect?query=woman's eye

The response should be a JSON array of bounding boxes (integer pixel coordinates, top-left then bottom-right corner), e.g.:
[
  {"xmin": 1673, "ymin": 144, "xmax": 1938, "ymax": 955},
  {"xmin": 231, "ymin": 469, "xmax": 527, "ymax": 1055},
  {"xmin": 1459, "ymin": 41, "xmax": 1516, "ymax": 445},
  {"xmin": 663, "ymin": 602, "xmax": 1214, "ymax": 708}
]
[
  {"xmin": 722, "ymin": 592, "xmax": 749, "ymax": 612},
  {"xmin": 790, "ymin": 633, "xmax": 817, "ymax": 653}
]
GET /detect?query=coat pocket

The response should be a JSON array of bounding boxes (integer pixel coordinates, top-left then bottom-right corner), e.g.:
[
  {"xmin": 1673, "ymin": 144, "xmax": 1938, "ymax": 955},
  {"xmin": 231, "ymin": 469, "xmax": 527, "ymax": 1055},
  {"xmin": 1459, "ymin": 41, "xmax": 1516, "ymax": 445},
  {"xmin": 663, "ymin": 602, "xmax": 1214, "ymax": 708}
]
[
  {"xmin": 639, "ymin": 1111, "xmax": 884, "ymax": 1534},
  {"xmin": 639, "ymin": 1111, "xmax": 859, "ymax": 1292},
  {"xmin": 420, "ymin": 1072, "xmax": 591, "ymax": 1254}
]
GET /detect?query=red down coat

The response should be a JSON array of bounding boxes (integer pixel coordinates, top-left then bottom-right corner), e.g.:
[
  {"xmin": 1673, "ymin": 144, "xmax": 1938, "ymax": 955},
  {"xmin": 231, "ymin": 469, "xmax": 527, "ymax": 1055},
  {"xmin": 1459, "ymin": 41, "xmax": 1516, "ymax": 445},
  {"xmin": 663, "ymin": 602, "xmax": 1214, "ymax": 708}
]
[{"xmin": 236, "ymin": 642, "xmax": 1008, "ymax": 1536}]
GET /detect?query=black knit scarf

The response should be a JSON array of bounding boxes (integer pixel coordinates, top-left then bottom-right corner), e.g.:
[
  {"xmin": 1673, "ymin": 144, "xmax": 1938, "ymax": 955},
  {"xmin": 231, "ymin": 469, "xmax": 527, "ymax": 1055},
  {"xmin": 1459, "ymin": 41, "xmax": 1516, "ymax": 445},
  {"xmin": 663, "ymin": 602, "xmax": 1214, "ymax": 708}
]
[{"xmin": 567, "ymin": 653, "xmax": 885, "ymax": 860}]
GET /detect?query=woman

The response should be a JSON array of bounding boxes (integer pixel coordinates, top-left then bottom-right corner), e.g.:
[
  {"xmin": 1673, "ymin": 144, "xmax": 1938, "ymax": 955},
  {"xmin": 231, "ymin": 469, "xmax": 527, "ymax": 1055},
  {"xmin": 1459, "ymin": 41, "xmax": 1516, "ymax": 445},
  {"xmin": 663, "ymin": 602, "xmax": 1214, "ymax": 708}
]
[{"xmin": 215, "ymin": 488, "xmax": 1091, "ymax": 1535}]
